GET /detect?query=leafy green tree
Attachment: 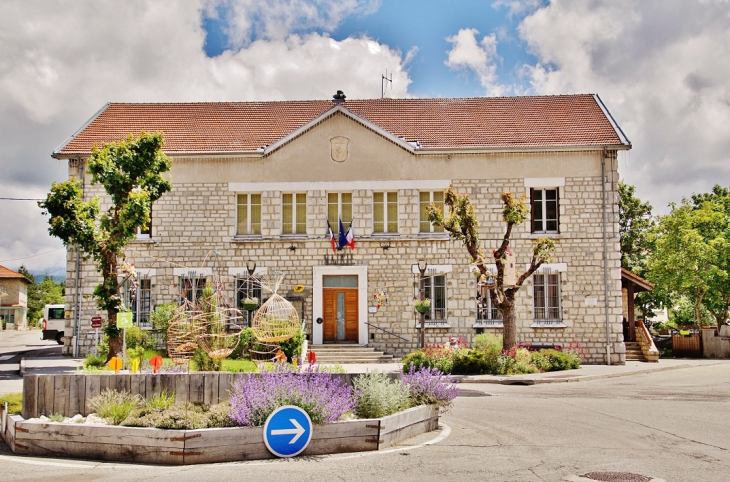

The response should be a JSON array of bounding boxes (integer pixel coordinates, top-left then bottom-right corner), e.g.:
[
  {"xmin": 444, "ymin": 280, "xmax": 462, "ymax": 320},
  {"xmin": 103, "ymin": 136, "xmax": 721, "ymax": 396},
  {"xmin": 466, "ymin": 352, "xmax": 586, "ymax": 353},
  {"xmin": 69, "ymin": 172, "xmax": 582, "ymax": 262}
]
[
  {"xmin": 17, "ymin": 265, "xmax": 35, "ymax": 284},
  {"xmin": 619, "ymin": 182, "xmax": 654, "ymax": 271},
  {"xmin": 429, "ymin": 186, "xmax": 555, "ymax": 349},
  {"xmin": 26, "ymin": 275, "xmax": 65, "ymax": 326},
  {"xmin": 647, "ymin": 193, "xmax": 730, "ymax": 328},
  {"xmin": 39, "ymin": 132, "xmax": 172, "ymax": 358}
]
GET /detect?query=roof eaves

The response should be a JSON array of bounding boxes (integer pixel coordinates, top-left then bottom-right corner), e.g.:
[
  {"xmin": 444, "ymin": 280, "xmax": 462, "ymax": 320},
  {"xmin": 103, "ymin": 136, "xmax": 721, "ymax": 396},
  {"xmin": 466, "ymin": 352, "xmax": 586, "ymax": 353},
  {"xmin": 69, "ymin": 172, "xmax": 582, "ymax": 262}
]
[
  {"xmin": 594, "ymin": 94, "xmax": 631, "ymax": 147},
  {"xmin": 52, "ymin": 103, "xmax": 111, "ymax": 158},
  {"xmin": 263, "ymin": 104, "xmax": 416, "ymax": 156}
]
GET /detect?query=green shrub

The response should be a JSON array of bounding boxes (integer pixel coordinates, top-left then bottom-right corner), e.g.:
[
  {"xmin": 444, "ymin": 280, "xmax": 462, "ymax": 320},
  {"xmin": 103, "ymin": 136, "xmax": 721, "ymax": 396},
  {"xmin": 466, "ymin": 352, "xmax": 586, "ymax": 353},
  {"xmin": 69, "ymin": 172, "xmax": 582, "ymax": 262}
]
[
  {"xmin": 0, "ymin": 393, "xmax": 22, "ymax": 415},
  {"xmin": 473, "ymin": 333, "xmax": 503, "ymax": 354},
  {"xmin": 280, "ymin": 328, "xmax": 305, "ymax": 362},
  {"xmin": 48, "ymin": 413, "xmax": 65, "ymax": 422},
  {"xmin": 229, "ymin": 328, "xmax": 254, "ymax": 359},
  {"xmin": 353, "ymin": 372, "xmax": 411, "ymax": 418},
  {"xmin": 452, "ymin": 350, "xmax": 492, "ymax": 375},
  {"xmin": 123, "ymin": 403, "xmax": 209, "ymax": 429},
  {"xmin": 529, "ymin": 350, "xmax": 553, "ymax": 372},
  {"xmin": 149, "ymin": 303, "xmax": 177, "ymax": 336},
  {"xmin": 192, "ymin": 347, "xmax": 220, "ymax": 371},
  {"xmin": 126, "ymin": 346, "xmax": 145, "ymax": 362},
  {"xmin": 545, "ymin": 350, "xmax": 581, "ymax": 371},
  {"xmin": 88, "ymin": 388, "xmax": 143, "ymax": 425},
  {"xmin": 83, "ymin": 353, "xmax": 107, "ymax": 369},
  {"xmin": 401, "ymin": 349, "xmax": 455, "ymax": 374},
  {"xmin": 125, "ymin": 325, "xmax": 154, "ymax": 350},
  {"xmin": 146, "ymin": 390, "xmax": 175, "ymax": 410}
]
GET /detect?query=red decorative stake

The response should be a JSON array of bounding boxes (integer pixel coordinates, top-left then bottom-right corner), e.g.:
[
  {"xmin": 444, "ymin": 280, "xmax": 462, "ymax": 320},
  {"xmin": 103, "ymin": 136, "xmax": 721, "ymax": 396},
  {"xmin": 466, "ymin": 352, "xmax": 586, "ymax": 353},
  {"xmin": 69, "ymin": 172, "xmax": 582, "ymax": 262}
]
[{"xmin": 150, "ymin": 355, "xmax": 163, "ymax": 374}]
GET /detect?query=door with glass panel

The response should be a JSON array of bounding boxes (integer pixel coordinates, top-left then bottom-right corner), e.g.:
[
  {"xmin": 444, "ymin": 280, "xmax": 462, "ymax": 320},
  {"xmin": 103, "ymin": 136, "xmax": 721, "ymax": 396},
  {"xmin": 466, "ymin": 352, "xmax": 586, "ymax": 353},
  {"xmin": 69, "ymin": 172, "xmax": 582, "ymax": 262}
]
[{"xmin": 322, "ymin": 275, "xmax": 358, "ymax": 342}]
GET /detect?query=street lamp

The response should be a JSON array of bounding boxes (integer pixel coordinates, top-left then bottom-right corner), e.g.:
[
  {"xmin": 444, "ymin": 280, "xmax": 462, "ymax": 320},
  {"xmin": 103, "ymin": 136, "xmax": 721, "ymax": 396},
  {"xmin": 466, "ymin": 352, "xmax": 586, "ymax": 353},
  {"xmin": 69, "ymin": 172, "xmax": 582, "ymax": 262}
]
[{"xmin": 417, "ymin": 259, "xmax": 428, "ymax": 349}]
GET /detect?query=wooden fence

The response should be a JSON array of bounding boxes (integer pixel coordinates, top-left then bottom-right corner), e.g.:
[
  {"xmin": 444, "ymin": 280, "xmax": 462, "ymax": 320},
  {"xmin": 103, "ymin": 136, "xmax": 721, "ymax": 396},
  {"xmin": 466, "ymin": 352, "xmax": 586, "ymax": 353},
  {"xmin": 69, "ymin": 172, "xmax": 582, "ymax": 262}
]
[
  {"xmin": 22, "ymin": 372, "xmax": 374, "ymax": 419},
  {"xmin": 671, "ymin": 332, "xmax": 701, "ymax": 357}
]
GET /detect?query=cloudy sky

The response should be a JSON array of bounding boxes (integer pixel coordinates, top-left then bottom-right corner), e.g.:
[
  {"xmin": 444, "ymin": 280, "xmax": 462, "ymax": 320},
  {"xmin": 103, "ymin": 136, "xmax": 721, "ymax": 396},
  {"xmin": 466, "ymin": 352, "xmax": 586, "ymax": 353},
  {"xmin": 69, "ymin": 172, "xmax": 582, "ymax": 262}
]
[{"xmin": 1, "ymin": 0, "xmax": 728, "ymax": 275}]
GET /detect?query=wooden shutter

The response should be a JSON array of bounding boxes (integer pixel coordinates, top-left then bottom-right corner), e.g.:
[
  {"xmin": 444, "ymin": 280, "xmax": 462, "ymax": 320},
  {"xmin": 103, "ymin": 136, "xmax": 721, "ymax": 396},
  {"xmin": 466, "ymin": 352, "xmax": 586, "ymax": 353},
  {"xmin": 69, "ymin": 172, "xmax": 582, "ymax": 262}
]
[{"xmin": 529, "ymin": 188, "xmax": 535, "ymax": 233}]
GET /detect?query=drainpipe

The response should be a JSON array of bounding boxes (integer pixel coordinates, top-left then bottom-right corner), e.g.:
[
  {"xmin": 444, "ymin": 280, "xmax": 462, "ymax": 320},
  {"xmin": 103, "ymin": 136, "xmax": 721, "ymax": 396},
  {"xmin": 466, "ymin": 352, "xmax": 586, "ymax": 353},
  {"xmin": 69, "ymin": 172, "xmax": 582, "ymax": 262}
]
[
  {"xmin": 602, "ymin": 147, "xmax": 611, "ymax": 365},
  {"xmin": 73, "ymin": 158, "xmax": 84, "ymax": 358}
]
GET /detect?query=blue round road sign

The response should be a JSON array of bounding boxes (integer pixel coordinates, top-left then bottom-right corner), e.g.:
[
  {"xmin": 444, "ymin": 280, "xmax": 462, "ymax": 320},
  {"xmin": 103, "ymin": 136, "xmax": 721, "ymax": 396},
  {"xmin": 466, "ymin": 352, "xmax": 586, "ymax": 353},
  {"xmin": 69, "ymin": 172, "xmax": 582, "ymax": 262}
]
[{"xmin": 263, "ymin": 405, "xmax": 313, "ymax": 457}]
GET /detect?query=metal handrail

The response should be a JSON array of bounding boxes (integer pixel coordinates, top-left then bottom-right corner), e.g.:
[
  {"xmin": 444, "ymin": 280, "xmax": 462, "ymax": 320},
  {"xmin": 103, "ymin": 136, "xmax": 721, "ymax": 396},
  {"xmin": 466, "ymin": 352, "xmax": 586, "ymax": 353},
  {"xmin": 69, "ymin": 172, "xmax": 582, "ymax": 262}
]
[{"xmin": 365, "ymin": 321, "xmax": 410, "ymax": 342}]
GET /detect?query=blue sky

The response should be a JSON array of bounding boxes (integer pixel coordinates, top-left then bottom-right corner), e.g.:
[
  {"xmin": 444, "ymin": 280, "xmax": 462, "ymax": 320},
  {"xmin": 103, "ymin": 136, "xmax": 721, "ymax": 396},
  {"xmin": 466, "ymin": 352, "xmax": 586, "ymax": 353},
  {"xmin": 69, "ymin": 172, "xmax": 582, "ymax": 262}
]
[{"xmin": 0, "ymin": 0, "xmax": 729, "ymax": 273}]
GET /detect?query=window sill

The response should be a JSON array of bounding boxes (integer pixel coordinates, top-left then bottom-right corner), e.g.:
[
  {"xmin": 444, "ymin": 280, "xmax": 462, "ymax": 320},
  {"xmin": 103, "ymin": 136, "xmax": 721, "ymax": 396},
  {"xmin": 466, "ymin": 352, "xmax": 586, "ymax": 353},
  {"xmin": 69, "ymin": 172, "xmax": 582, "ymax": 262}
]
[
  {"xmin": 231, "ymin": 235, "xmax": 264, "ymax": 242},
  {"xmin": 417, "ymin": 232, "xmax": 449, "ymax": 239},
  {"xmin": 424, "ymin": 323, "xmax": 451, "ymax": 329},
  {"xmin": 473, "ymin": 322, "xmax": 504, "ymax": 328},
  {"xmin": 131, "ymin": 238, "xmax": 156, "ymax": 245},
  {"xmin": 530, "ymin": 321, "xmax": 567, "ymax": 328},
  {"xmin": 370, "ymin": 233, "xmax": 400, "ymax": 238},
  {"xmin": 527, "ymin": 232, "xmax": 563, "ymax": 239},
  {"xmin": 279, "ymin": 234, "xmax": 308, "ymax": 240}
]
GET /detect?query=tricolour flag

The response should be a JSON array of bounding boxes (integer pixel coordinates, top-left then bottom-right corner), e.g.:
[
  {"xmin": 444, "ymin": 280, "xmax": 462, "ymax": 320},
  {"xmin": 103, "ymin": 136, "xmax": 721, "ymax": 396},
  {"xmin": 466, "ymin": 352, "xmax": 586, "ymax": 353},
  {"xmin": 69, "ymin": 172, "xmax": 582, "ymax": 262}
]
[
  {"xmin": 345, "ymin": 221, "xmax": 355, "ymax": 250},
  {"xmin": 327, "ymin": 219, "xmax": 336, "ymax": 252}
]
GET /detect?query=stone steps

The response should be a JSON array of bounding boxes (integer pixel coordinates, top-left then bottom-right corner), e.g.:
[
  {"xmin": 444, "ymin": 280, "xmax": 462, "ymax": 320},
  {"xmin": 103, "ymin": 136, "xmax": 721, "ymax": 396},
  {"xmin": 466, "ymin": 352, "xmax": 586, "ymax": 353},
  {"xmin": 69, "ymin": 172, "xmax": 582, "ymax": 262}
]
[
  {"xmin": 307, "ymin": 344, "xmax": 395, "ymax": 364},
  {"xmin": 625, "ymin": 342, "xmax": 646, "ymax": 361}
]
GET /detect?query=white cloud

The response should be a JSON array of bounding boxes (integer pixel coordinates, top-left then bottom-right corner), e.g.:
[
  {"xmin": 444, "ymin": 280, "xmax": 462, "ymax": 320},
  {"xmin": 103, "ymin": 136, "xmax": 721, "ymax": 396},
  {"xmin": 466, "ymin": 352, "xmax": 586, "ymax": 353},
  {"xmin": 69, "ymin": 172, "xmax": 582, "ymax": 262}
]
[
  {"xmin": 518, "ymin": 0, "xmax": 730, "ymax": 214},
  {"xmin": 206, "ymin": 0, "xmax": 381, "ymax": 48},
  {"xmin": 445, "ymin": 28, "xmax": 507, "ymax": 97},
  {"xmin": 0, "ymin": 0, "xmax": 409, "ymax": 272},
  {"xmin": 491, "ymin": 0, "xmax": 544, "ymax": 19}
]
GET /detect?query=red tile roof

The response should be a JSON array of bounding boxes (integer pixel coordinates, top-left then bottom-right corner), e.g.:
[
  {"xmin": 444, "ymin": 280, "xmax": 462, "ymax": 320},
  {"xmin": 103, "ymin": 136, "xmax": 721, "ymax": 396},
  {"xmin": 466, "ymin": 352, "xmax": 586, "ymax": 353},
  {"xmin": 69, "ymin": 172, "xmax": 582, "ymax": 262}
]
[
  {"xmin": 55, "ymin": 94, "xmax": 629, "ymax": 156},
  {"xmin": 0, "ymin": 265, "xmax": 31, "ymax": 283}
]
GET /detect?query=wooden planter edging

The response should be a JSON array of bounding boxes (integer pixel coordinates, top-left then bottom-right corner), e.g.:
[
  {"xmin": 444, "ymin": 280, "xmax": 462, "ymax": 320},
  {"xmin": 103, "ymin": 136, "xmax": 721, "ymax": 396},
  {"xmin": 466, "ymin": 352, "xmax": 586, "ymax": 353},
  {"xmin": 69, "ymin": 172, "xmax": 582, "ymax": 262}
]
[
  {"xmin": 1, "ymin": 404, "xmax": 438, "ymax": 465},
  {"xmin": 22, "ymin": 373, "xmax": 395, "ymax": 419}
]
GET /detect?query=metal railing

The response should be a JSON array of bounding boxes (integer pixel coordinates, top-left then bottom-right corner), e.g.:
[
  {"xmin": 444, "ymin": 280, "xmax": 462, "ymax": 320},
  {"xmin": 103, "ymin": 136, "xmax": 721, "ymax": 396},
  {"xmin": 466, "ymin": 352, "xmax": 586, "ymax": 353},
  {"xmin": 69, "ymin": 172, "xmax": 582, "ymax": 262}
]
[{"xmin": 365, "ymin": 321, "xmax": 410, "ymax": 342}]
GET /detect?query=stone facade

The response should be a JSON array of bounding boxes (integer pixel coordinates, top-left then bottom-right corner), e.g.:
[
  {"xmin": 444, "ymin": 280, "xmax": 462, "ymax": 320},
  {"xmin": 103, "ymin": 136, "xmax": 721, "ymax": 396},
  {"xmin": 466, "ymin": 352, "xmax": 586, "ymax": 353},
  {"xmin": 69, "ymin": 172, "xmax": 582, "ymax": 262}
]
[{"xmin": 61, "ymin": 109, "xmax": 626, "ymax": 364}]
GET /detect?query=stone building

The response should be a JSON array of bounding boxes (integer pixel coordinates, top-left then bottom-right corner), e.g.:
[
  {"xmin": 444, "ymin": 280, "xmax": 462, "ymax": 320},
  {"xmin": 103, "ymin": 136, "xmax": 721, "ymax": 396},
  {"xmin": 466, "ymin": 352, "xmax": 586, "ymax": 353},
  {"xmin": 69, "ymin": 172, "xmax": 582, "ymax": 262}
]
[
  {"xmin": 52, "ymin": 94, "xmax": 631, "ymax": 363},
  {"xmin": 0, "ymin": 265, "xmax": 30, "ymax": 329}
]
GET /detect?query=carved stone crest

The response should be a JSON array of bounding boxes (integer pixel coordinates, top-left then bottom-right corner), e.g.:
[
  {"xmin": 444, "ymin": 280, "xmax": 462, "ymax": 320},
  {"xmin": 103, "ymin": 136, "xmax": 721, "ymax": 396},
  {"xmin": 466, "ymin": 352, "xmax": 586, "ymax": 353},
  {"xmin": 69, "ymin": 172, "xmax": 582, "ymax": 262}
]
[{"xmin": 330, "ymin": 136, "xmax": 349, "ymax": 163}]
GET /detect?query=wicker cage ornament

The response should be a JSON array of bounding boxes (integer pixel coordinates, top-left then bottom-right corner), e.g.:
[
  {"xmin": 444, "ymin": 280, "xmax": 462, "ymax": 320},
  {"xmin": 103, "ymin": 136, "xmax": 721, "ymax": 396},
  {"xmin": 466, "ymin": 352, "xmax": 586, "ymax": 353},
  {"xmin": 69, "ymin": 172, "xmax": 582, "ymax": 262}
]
[
  {"xmin": 251, "ymin": 272, "xmax": 300, "ymax": 343},
  {"xmin": 167, "ymin": 301, "xmax": 202, "ymax": 366}
]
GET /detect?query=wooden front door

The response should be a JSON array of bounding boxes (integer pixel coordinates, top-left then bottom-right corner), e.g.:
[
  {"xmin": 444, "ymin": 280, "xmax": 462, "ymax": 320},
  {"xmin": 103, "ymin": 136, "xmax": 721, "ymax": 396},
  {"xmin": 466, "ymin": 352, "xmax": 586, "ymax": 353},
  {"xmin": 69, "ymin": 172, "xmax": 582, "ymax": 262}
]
[{"xmin": 323, "ymin": 288, "xmax": 358, "ymax": 342}]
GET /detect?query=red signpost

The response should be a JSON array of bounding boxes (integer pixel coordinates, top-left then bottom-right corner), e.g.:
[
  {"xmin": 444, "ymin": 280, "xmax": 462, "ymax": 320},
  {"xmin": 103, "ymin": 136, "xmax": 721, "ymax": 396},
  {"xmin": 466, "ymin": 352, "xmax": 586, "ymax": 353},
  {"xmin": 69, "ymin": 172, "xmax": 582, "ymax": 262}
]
[{"xmin": 91, "ymin": 316, "xmax": 103, "ymax": 329}]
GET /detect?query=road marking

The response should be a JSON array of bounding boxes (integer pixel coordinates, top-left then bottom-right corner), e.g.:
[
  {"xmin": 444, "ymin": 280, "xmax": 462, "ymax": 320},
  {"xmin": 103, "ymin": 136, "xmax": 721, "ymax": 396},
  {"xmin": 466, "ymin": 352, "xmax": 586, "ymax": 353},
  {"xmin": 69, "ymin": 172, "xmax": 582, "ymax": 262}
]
[{"xmin": 0, "ymin": 355, "xmax": 14, "ymax": 361}]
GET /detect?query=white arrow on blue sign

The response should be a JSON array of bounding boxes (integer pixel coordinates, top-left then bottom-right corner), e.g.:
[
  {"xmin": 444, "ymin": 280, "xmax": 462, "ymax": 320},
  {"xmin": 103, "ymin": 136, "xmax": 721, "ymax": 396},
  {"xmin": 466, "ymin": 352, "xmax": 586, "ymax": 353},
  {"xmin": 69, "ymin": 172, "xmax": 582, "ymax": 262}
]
[{"xmin": 263, "ymin": 405, "xmax": 313, "ymax": 457}]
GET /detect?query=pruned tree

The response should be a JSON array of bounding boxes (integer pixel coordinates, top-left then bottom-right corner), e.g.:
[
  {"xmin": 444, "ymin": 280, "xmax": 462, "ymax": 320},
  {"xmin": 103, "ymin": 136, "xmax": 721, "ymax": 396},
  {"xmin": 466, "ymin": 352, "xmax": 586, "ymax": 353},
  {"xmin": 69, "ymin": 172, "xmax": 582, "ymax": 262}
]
[
  {"xmin": 428, "ymin": 186, "xmax": 555, "ymax": 349},
  {"xmin": 39, "ymin": 132, "xmax": 172, "ymax": 358},
  {"xmin": 619, "ymin": 181, "xmax": 654, "ymax": 271}
]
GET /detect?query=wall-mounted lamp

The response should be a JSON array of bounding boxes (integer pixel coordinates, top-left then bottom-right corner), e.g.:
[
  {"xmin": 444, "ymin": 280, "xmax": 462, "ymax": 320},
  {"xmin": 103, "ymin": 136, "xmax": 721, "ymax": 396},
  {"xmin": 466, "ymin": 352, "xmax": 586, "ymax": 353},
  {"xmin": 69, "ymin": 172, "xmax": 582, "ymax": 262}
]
[
  {"xmin": 246, "ymin": 259, "xmax": 256, "ymax": 276},
  {"xmin": 288, "ymin": 244, "xmax": 298, "ymax": 252},
  {"xmin": 380, "ymin": 243, "xmax": 390, "ymax": 252}
]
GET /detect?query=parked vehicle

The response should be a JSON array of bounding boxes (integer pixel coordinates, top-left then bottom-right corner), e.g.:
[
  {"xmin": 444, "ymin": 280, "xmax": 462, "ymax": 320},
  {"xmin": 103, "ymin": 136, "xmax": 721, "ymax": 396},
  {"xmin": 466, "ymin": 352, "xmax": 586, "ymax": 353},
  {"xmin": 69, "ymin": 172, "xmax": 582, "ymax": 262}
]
[{"xmin": 41, "ymin": 304, "xmax": 65, "ymax": 344}]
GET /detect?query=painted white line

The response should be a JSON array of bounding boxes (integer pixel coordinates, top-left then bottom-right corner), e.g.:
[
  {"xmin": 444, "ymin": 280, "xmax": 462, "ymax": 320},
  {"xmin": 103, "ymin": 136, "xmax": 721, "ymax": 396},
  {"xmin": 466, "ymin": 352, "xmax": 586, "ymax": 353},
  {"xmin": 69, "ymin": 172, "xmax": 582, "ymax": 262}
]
[
  {"xmin": 0, "ymin": 455, "xmax": 99, "ymax": 468},
  {"xmin": 0, "ymin": 355, "xmax": 14, "ymax": 361}
]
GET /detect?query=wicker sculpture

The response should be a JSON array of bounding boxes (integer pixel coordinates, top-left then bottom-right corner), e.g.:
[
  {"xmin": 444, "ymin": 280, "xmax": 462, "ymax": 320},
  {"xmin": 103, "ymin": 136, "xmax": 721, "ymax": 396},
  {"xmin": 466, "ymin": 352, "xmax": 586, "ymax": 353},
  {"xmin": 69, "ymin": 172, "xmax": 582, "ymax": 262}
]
[
  {"xmin": 192, "ymin": 282, "xmax": 241, "ymax": 360},
  {"xmin": 166, "ymin": 301, "xmax": 201, "ymax": 366},
  {"xmin": 251, "ymin": 272, "xmax": 300, "ymax": 343}
]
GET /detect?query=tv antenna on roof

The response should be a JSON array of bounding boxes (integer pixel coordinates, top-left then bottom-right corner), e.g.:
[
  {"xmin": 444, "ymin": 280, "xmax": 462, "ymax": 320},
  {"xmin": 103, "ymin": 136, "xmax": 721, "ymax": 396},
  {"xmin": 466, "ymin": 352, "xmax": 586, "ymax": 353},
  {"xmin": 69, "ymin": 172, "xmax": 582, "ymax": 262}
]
[{"xmin": 381, "ymin": 70, "xmax": 392, "ymax": 98}]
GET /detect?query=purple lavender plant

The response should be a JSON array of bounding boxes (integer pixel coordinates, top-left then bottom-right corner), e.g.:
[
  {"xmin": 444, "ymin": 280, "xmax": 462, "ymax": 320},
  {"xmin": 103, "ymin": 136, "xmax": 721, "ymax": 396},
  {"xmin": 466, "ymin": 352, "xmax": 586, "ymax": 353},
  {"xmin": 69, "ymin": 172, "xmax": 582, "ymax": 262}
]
[
  {"xmin": 229, "ymin": 363, "xmax": 356, "ymax": 426},
  {"xmin": 401, "ymin": 364, "xmax": 460, "ymax": 410}
]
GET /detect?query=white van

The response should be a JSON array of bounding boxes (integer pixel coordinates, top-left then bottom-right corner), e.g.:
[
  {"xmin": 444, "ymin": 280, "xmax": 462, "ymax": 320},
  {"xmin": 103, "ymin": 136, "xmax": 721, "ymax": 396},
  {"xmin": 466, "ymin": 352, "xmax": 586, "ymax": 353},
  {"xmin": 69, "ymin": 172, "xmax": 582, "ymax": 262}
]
[{"xmin": 41, "ymin": 304, "xmax": 65, "ymax": 344}]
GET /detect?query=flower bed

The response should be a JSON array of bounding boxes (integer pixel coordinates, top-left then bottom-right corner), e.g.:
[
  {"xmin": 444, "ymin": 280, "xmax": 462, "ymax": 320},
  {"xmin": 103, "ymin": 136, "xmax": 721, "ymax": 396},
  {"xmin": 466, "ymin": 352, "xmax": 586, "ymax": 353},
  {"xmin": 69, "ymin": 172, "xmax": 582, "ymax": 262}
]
[{"xmin": 6, "ymin": 365, "xmax": 455, "ymax": 464}]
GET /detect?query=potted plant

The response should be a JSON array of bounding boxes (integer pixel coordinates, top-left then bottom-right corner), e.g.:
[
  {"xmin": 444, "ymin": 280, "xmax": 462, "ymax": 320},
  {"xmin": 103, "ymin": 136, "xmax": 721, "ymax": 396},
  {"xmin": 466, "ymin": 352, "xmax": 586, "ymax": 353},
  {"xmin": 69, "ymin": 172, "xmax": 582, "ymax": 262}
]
[
  {"xmin": 242, "ymin": 297, "xmax": 259, "ymax": 311},
  {"xmin": 414, "ymin": 299, "xmax": 431, "ymax": 314}
]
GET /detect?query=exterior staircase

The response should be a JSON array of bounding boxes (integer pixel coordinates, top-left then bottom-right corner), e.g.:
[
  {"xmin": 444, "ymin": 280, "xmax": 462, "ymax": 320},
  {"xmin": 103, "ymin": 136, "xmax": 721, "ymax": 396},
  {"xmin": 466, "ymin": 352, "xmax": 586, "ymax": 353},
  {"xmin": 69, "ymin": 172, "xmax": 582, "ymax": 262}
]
[
  {"xmin": 307, "ymin": 344, "xmax": 395, "ymax": 364},
  {"xmin": 624, "ymin": 341, "xmax": 646, "ymax": 362}
]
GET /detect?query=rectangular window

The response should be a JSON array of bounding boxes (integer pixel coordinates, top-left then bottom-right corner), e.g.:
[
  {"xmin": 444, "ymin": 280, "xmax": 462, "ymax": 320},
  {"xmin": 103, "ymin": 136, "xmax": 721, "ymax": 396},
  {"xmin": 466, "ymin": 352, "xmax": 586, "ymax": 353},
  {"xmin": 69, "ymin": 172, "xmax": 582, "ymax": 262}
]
[
  {"xmin": 122, "ymin": 276, "xmax": 152, "ymax": 326},
  {"xmin": 179, "ymin": 275, "xmax": 207, "ymax": 306},
  {"xmin": 423, "ymin": 274, "xmax": 447, "ymax": 323},
  {"xmin": 419, "ymin": 191, "xmax": 445, "ymax": 233},
  {"xmin": 531, "ymin": 188, "xmax": 559, "ymax": 233},
  {"xmin": 533, "ymin": 270, "xmax": 562, "ymax": 324},
  {"xmin": 327, "ymin": 192, "xmax": 352, "ymax": 235},
  {"xmin": 235, "ymin": 277, "xmax": 262, "ymax": 327},
  {"xmin": 137, "ymin": 208, "xmax": 151, "ymax": 239},
  {"xmin": 477, "ymin": 280, "xmax": 503, "ymax": 326},
  {"xmin": 237, "ymin": 193, "xmax": 262, "ymax": 235},
  {"xmin": 373, "ymin": 192, "xmax": 398, "ymax": 233},
  {"xmin": 282, "ymin": 193, "xmax": 307, "ymax": 235}
]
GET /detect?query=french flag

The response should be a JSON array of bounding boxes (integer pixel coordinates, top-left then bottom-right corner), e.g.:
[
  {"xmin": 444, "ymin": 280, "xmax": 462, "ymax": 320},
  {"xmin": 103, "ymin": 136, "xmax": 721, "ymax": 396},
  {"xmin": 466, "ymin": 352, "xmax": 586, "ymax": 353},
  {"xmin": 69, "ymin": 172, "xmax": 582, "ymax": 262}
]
[
  {"xmin": 339, "ymin": 218, "xmax": 355, "ymax": 250},
  {"xmin": 327, "ymin": 219, "xmax": 336, "ymax": 252}
]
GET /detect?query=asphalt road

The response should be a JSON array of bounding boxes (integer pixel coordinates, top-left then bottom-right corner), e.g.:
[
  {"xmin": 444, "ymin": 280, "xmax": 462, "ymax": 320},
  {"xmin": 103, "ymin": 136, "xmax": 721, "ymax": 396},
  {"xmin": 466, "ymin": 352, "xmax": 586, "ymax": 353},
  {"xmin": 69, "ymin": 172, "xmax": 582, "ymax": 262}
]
[
  {"xmin": 0, "ymin": 361, "xmax": 728, "ymax": 481},
  {"xmin": 0, "ymin": 330, "xmax": 61, "ymax": 394}
]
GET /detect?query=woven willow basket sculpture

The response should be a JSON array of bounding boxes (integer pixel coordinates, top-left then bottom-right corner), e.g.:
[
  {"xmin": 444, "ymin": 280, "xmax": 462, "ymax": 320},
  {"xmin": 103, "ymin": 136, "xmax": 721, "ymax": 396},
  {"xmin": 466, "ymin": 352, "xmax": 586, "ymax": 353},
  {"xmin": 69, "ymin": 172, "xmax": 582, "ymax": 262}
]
[
  {"xmin": 251, "ymin": 271, "xmax": 300, "ymax": 343},
  {"xmin": 194, "ymin": 305, "xmax": 241, "ymax": 359}
]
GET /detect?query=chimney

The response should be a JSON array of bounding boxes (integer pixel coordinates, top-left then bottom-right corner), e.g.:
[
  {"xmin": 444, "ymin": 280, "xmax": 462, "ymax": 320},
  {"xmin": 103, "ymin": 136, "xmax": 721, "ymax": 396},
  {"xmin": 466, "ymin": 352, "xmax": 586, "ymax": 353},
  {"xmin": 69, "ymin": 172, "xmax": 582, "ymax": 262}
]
[{"xmin": 332, "ymin": 90, "xmax": 346, "ymax": 104}]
